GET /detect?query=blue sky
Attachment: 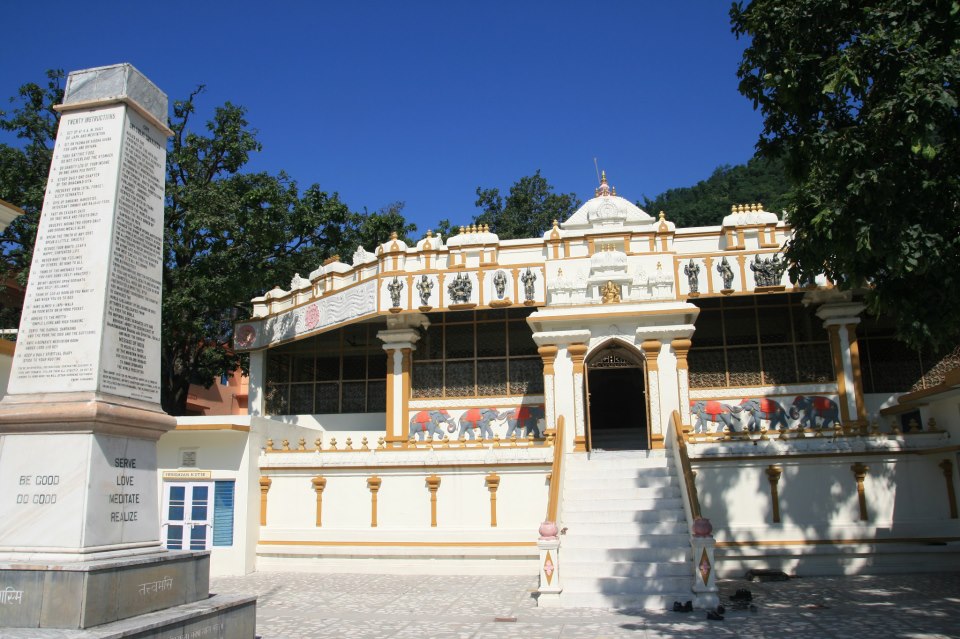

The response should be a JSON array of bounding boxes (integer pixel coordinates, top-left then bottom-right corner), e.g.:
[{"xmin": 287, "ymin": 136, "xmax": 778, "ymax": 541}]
[{"xmin": 3, "ymin": 1, "xmax": 762, "ymax": 234}]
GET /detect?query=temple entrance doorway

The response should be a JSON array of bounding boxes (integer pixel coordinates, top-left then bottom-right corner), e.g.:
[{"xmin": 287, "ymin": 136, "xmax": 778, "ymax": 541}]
[{"xmin": 585, "ymin": 343, "xmax": 648, "ymax": 451}]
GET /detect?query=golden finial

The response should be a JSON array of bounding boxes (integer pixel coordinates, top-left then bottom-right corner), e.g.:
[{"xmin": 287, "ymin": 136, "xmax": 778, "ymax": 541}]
[
  {"xmin": 314, "ymin": 437, "xmax": 322, "ymax": 450},
  {"xmin": 658, "ymin": 211, "xmax": 666, "ymax": 221},
  {"xmin": 553, "ymin": 219, "xmax": 559, "ymax": 228},
  {"xmin": 483, "ymin": 224, "xmax": 490, "ymax": 233},
  {"xmin": 459, "ymin": 226, "xmax": 465, "ymax": 234},
  {"xmin": 390, "ymin": 231, "xmax": 398, "ymax": 240},
  {"xmin": 611, "ymin": 185, "xmax": 617, "ymax": 196},
  {"xmin": 600, "ymin": 170, "xmax": 607, "ymax": 184},
  {"xmin": 426, "ymin": 229, "xmax": 433, "ymax": 237},
  {"xmin": 297, "ymin": 438, "xmax": 306, "ymax": 451},
  {"xmin": 731, "ymin": 204, "xmax": 736, "ymax": 213},
  {"xmin": 757, "ymin": 202, "xmax": 764, "ymax": 211}
]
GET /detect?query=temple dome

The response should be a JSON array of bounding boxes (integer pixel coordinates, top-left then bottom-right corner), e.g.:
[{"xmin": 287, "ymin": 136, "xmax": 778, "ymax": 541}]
[{"xmin": 562, "ymin": 172, "xmax": 653, "ymax": 230}]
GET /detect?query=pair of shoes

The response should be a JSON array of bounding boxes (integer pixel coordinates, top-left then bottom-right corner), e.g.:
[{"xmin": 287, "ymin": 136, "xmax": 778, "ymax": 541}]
[
  {"xmin": 707, "ymin": 609, "xmax": 724, "ymax": 621},
  {"xmin": 672, "ymin": 600, "xmax": 693, "ymax": 613},
  {"xmin": 716, "ymin": 605, "xmax": 726, "ymax": 615},
  {"xmin": 731, "ymin": 588, "xmax": 753, "ymax": 601}
]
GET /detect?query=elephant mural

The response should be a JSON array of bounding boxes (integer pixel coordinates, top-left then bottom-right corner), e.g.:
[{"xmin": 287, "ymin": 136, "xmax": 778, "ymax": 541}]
[
  {"xmin": 739, "ymin": 398, "xmax": 791, "ymax": 431},
  {"xmin": 503, "ymin": 406, "xmax": 545, "ymax": 438},
  {"xmin": 409, "ymin": 410, "xmax": 455, "ymax": 441},
  {"xmin": 690, "ymin": 401, "xmax": 741, "ymax": 433},
  {"xmin": 458, "ymin": 408, "xmax": 506, "ymax": 440},
  {"xmin": 789, "ymin": 395, "xmax": 840, "ymax": 430}
]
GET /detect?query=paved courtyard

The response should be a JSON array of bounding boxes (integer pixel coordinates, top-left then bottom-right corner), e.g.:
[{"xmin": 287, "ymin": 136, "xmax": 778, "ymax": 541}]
[{"xmin": 210, "ymin": 571, "xmax": 960, "ymax": 638}]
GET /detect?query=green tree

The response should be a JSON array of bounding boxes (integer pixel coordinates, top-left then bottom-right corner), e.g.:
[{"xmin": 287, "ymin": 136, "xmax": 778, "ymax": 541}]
[
  {"xmin": 0, "ymin": 70, "xmax": 63, "ymax": 299},
  {"xmin": 474, "ymin": 170, "xmax": 581, "ymax": 239},
  {"xmin": 731, "ymin": 0, "xmax": 960, "ymax": 350},
  {"xmin": 1, "ymin": 76, "xmax": 412, "ymax": 414},
  {"xmin": 641, "ymin": 157, "xmax": 791, "ymax": 228}
]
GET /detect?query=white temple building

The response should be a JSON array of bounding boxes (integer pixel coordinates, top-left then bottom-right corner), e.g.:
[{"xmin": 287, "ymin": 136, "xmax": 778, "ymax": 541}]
[{"xmin": 158, "ymin": 173, "xmax": 960, "ymax": 608}]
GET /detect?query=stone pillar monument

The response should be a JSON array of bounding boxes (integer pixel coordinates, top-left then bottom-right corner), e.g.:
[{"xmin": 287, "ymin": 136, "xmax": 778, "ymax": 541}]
[{"xmin": 0, "ymin": 64, "xmax": 254, "ymax": 635}]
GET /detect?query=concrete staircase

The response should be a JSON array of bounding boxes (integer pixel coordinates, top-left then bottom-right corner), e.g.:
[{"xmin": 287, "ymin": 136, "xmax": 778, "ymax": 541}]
[{"xmin": 557, "ymin": 450, "xmax": 693, "ymax": 609}]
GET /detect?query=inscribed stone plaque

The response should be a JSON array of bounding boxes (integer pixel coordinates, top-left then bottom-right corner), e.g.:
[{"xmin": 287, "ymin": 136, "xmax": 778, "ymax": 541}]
[{"xmin": 7, "ymin": 103, "xmax": 165, "ymax": 404}]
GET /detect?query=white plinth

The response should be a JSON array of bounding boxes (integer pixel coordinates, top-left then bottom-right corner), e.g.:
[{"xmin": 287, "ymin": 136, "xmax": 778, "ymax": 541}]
[{"xmin": 0, "ymin": 431, "xmax": 162, "ymax": 560}]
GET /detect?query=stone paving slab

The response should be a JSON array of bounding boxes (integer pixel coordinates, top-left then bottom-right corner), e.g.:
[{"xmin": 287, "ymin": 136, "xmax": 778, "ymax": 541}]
[{"xmin": 210, "ymin": 571, "xmax": 960, "ymax": 639}]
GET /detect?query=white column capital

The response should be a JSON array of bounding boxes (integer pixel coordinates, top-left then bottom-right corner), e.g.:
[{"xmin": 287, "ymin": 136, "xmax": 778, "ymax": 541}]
[{"xmin": 816, "ymin": 302, "xmax": 866, "ymax": 327}]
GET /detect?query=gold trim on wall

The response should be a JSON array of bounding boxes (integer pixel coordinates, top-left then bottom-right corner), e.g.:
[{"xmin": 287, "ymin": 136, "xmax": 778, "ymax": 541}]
[
  {"xmin": 259, "ymin": 540, "xmax": 537, "ymax": 547},
  {"xmin": 368, "ymin": 475, "xmax": 382, "ymax": 527},
  {"xmin": 259, "ymin": 476, "xmax": 272, "ymax": 526},
  {"xmin": 766, "ymin": 465, "xmax": 783, "ymax": 524},
  {"xmin": 940, "ymin": 459, "xmax": 958, "ymax": 519},
  {"xmin": 486, "ymin": 473, "xmax": 500, "ymax": 527},
  {"xmin": 312, "ymin": 476, "xmax": 327, "ymax": 527},
  {"xmin": 828, "ymin": 325, "xmax": 851, "ymax": 424},
  {"xmin": 427, "ymin": 475, "xmax": 441, "ymax": 527},
  {"xmin": 851, "ymin": 462, "xmax": 869, "ymax": 521},
  {"xmin": 846, "ymin": 323, "xmax": 867, "ymax": 423}
]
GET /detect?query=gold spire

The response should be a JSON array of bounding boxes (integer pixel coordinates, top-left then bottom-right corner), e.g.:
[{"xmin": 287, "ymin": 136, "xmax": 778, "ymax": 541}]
[{"xmin": 389, "ymin": 231, "xmax": 398, "ymax": 240}]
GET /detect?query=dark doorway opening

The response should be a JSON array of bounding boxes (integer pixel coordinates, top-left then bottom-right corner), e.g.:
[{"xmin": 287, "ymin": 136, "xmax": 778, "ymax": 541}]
[{"xmin": 587, "ymin": 361, "xmax": 648, "ymax": 451}]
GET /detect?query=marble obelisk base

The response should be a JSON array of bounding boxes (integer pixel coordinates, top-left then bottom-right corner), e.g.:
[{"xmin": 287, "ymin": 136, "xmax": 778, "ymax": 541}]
[{"xmin": 0, "ymin": 394, "xmax": 257, "ymax": 636}]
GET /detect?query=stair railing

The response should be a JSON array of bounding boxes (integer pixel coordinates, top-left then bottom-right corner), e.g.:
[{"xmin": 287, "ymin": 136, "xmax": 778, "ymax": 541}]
[
  {"xmin": 668, "ymin": 409, "xmax": 719, "ymax": 608},
  {"xmin": 537, "ymin": 415, "xmax": 565, "ymax": 603},
  {"xmin": 546, "ymin": 415, "xmax": 565, "ymax": 523},
  {"xmin": 669, "ymin": 410, "xmax": 701, "ymax": 522}
]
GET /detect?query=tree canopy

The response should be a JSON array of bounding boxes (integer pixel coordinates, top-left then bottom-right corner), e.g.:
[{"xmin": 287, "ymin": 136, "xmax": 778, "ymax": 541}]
[
  {"xmin": 1, "ymin": 73, "xmax": 415, "ymax": 414},
  {"xmin": 473, "ymin": 170, "xmax": 581, "ymax": 239},
  {"xmin": 732, "ymin": 0, "xmax": 960, "ymax": 350},
  {"xmin": 641, "ymin": 157, "xmax": 791, "ymax": 228}
]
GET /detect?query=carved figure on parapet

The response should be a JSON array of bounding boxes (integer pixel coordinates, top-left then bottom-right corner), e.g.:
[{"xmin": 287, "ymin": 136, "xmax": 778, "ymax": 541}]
[
  {"xmin": 690, "ymin": 400, "xmax": 741, "ymax": 433},
  {"xmin": 717, "ymin": 257, "xmax": 735, "ymax": 290},
  {"xmin": 520, "ymin": 268, "xmax": 537, "ymax": 301},
  {"xmin": 750, "ymin": 253, "xmax": 788, "ymax": 287},
  {"xmin": 683, "ymin": 259, "xmax": 701, "ymax": 293},
  {"xmin": 739, "ymin": 398, "xmax": 790, "ymax": 432},
  {"xmin": 447, "ymin": 272, "xmax": 472, "ymax": 303},
  {"xmin": 388, "ymin": 276, "xmax": 404, "ymax": 308},
  {"xmin": 410, "ymin": 410, "xmax": 455, "ymax": 440},
  {"xmin": 493, "ymin": 270, "xmax": 508, "ymax": 299},
  {"xmin": 601, "ymin": 281, "xmax": 621, "ymax": 304},
  {"xmin": 290, "ymin": 273, "xmax": 310, "ymax": 290},
  {"xmin": 352, "ymin": 245, "xmax": 373, "ymax": 265},
  {"xmin": 416, "ymin": 274, "xmax": 433, "ymax": 306},
  {"xmin": 789, "ymin": 395, "xmax": 840, "ymax": 430}
]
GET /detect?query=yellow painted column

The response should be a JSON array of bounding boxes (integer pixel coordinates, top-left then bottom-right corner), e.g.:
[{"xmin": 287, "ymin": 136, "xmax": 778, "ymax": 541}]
[
  {"xmin": 378, "ymin": 321, "xmax": 425, "ymax": 445},
  {"xmin": 486, "ymin": 473, "xmax": 500, "ymax": 527},
  {"xmin": 568, "ymin": 343, "xmax": 588, "ymax": 452},
  {"xmin": 427, "ymin": 475, "xmax": 441, "ymax": 527},
  {"xmin": 368, "ymin": 476, "xmax": 382, "ymax": 527},
  {"xmin": 817, "ymin": 302, "xmax": 867, "ymax": 431},
  {"xmin": 539, "ymin": 345, "xmax": 558, "ymax": 440},
  {"xmin": 258, "ymin": 476, "xmax": 271, "ymax": 526},
  {"xmin": 311, "ymin": 476, "xmax": 327, "ymax": 527},
  {"xmin": 641, "ymin": 339, "xmax": 663, "ymax": 448}
]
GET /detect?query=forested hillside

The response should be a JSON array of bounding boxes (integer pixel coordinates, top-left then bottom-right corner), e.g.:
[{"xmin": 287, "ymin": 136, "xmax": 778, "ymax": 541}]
[{"xmin": 641, "ymin": 157, "xmax": 791, "ymax": 228}]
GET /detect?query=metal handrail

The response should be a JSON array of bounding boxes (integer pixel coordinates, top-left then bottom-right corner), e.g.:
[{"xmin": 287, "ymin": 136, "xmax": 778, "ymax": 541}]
[
  {"xmin": 671, "ymin": 410, "xmax": 702, "ymax": 519},
  {"xmin": 546, "ymin": 416, "xmax": 565, "ymax": 522}
]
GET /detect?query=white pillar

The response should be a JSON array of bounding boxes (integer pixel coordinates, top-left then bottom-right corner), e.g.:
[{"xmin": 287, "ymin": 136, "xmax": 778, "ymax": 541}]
[
  {"xmin": 248, "ymin": 349, "xmax": 265, "ymax": 417},
  {"xmin": 816, "ymin": 302, "xmax": 867, "ymax": 426}
]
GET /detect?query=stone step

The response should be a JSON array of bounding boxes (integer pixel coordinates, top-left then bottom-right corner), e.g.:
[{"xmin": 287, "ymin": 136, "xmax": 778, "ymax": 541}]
[
  {"xmin": 565, "ymin": 456, "xmax": 671, "ymax": 471},
  {"xmin": 563, "ymin": 560, "xmax": 692, "ymax": 579},
  {"xmin": 562, "ymin": 473, "xmax": 678, "ymax": 488},
  {"xmin": 563, "ymin": 575, "xmax": 692, "ymax": 595},
  {"xmin": 561, "ymin": 546, "xmax": 690, "ymax": 563},
  {"xmin": 564, "ymin": 485, "xmax": 681, "ymax": 501},
  {"xmin": 562, "ymin": 508, "xmax": 686, "ymax": 524},
  {"xmin": 563, "ymin": 466, "xmax": 676, "ymax": 483},
  {"xmin": 558, "ymin": 520, "xmax": 689, "ymax": 536},
  {"xmin": 562, "ymin": 497, "xmax": 684, "ymax": 512},
  {"xmin": 557, "ymin": 591, "xmax": 691, "ymax": 611},
  {"xmin": 562, "ymin": 533, "xmax": 690, "ymax": 549}
]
